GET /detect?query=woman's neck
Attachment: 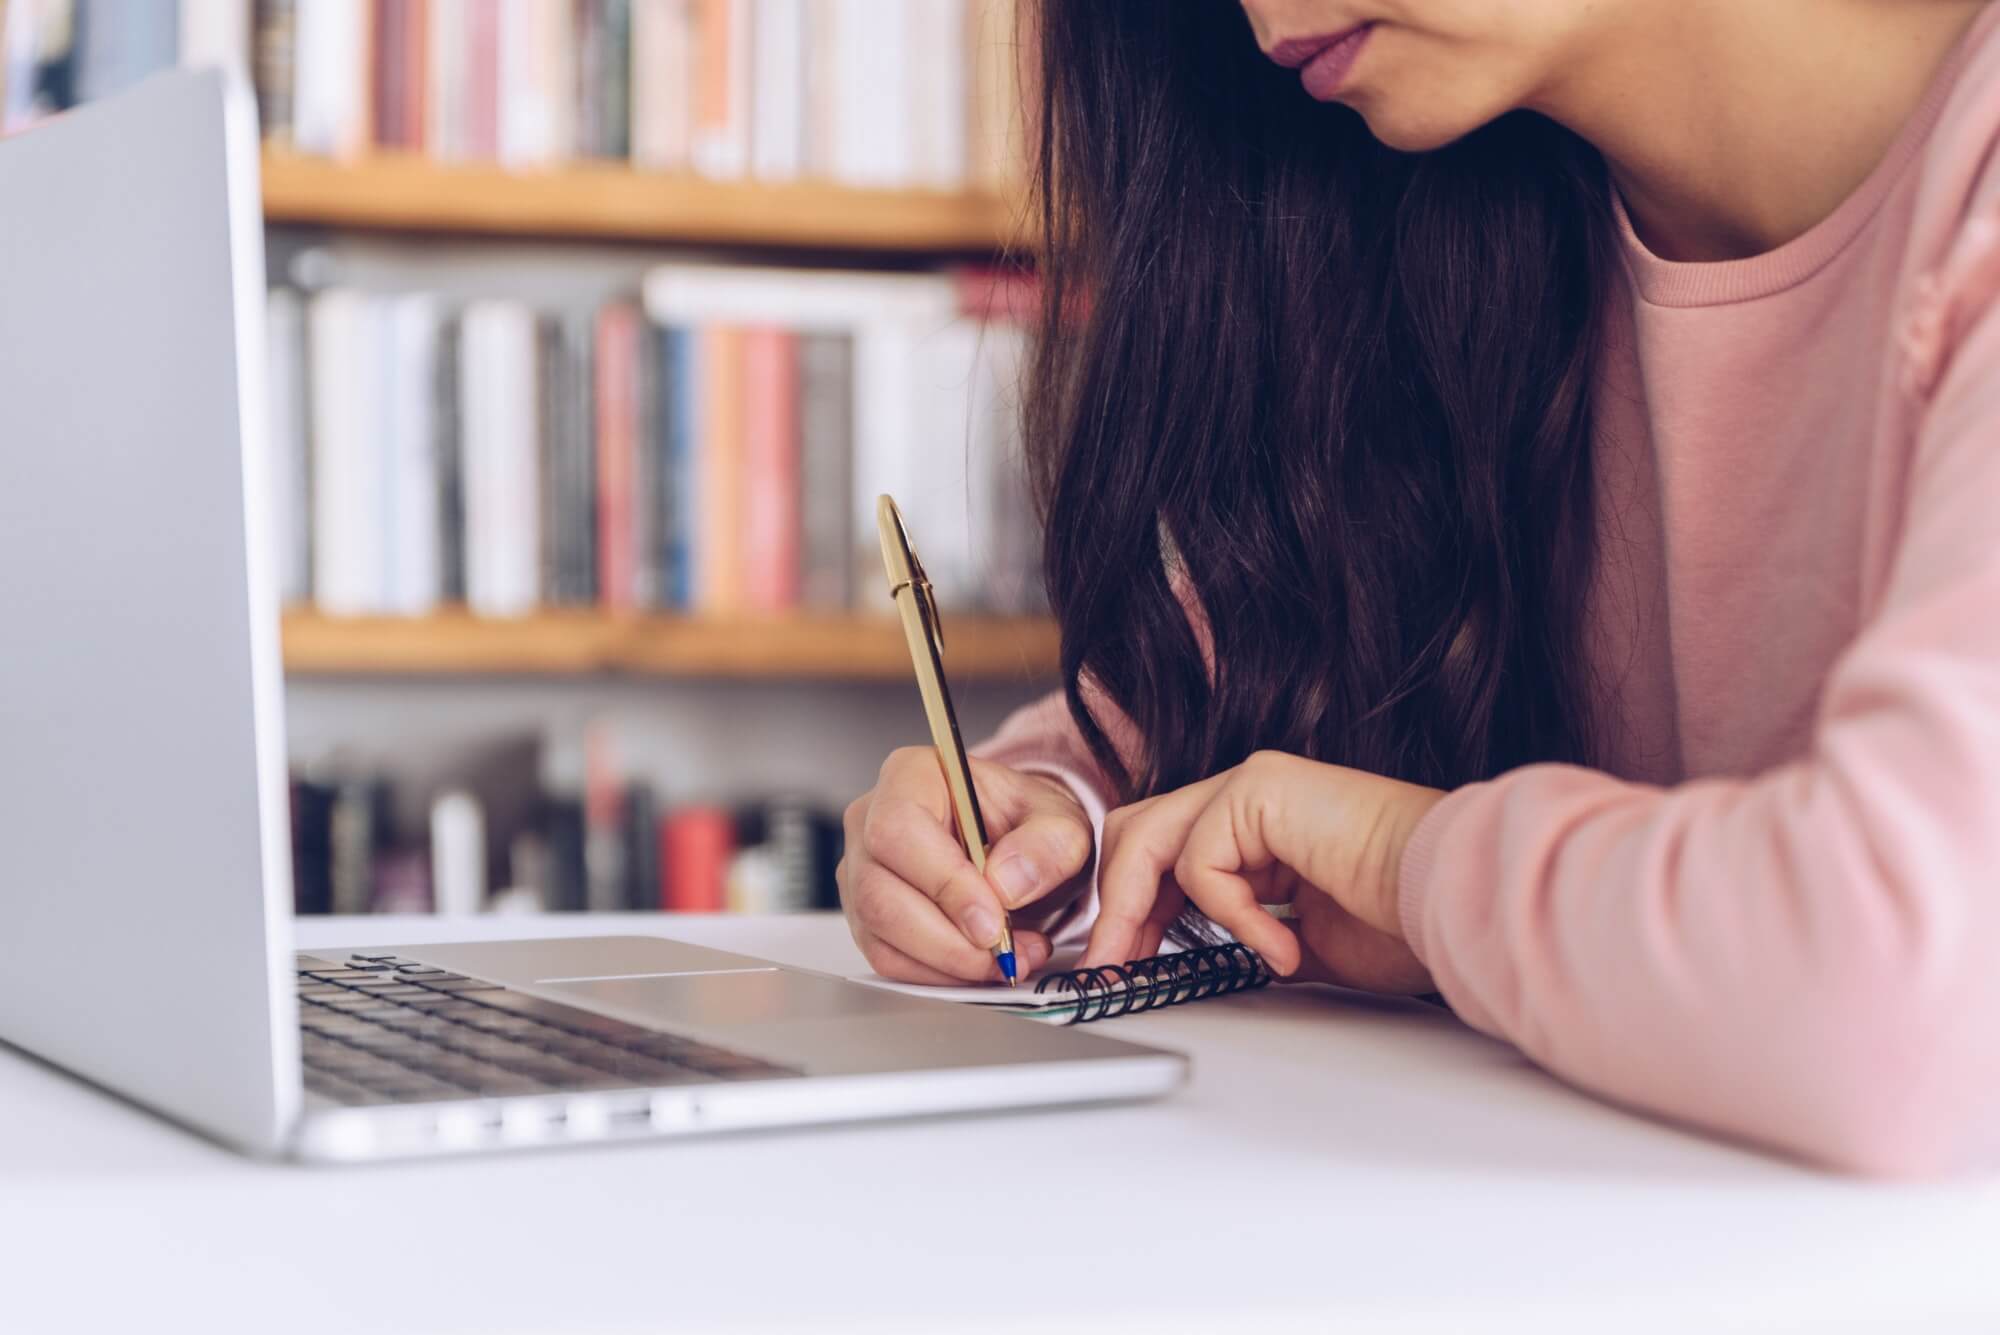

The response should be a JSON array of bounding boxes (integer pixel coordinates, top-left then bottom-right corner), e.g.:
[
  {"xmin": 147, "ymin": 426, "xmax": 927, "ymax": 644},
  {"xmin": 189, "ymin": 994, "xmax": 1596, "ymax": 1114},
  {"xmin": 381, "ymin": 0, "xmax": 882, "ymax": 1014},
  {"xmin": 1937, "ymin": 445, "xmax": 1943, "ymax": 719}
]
[{"xmin": 1532, "ymin": 0, "xmax": 1988, "ymax": 262}]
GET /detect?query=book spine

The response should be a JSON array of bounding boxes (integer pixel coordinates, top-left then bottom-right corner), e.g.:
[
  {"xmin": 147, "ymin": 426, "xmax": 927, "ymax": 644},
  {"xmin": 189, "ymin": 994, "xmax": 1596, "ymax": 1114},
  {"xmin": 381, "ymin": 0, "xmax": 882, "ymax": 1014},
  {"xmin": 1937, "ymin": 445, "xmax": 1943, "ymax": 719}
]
[
  {"xmin": 464, "ymin": 0, "xmax": 499, "ymax": 159},
  {"xmin": 535, "ymin": 313, "xmax": 564, "ymax": 605},
  {"xmin": 594, "ymin": 303, "xmax": 639, "ymax": 611},
  {"xmin": 600, "ymin": 0, "xmax": 631, "ymax": 161},
  {"xmin": 461, "ymin": 301, "xmax": 540, "ymax": 617},
  {"xmin": 694, "ymin": 325, "xmax": 745, "ymax": 612},
  {"xmin": 425, "ymin": 0, "xmax": 464, "ymax": 160},
  {"xmin": 661, "ymin": 806, "xmax": 732, "ymax": 912},
  {"xmin": 749, "ymin": 0, "xmax": 803, "ymax": 181},
  {"xmin": 659, "ymin": 325, "xmax": 695, "ymax": 609},
  {"xmin": 252, "ymin": 0, "xmax": 298, "ymax": 144},
  {"xmin": 385, "ymin": 294, "xmax": 443, "ymax": 616},
  {"xmin": 740, "ymin": 327, "xmax": 800, "ymax": 612},
  {"xmin": 629, "ymin": 0, "xmax": 690, "ymax": 171},
  {"xmin": 434, "ymin": 311, "xmax": 467, "ymax": 605},
  {"xmin": 689, "ymin": 0, "xmax": 747, "ymax": 177},
  {"xmin": 632, "ymin": 319, "xmax": 662, "ymax": 608},
  {"xmin": 797, "ymin": 330, "xmax": 853, "ymax": 610},
  {"xmin": 370, "ymin": 0, "xmax": 401, "ymax": 149}
]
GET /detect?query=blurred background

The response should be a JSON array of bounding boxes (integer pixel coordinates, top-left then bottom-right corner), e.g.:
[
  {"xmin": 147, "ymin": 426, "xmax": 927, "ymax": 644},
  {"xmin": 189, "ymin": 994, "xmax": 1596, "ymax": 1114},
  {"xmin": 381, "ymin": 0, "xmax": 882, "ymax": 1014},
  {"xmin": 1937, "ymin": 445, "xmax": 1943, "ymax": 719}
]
[{"xmin": 0, "ymin": 0, "xmax": 1048, "ymax": 920}]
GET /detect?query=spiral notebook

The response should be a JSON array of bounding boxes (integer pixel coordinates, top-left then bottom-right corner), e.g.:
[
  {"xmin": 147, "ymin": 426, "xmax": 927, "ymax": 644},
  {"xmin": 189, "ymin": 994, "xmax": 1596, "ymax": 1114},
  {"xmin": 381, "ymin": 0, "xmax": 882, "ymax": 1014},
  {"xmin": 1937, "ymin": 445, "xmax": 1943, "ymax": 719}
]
[{"xmin": 855, "ymin": 943, "xmax": 1272, "ymax": 1025}]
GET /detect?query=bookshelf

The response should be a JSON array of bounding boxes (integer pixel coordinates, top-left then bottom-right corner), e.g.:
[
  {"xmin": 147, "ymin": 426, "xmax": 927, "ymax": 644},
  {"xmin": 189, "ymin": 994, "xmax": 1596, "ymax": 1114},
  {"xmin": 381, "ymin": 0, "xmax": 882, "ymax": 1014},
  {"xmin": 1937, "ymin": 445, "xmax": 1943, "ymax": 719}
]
[
  {"xmin": 280, "ymin": 610, "xmax": 1061, "ymax": 682},
  {"xmin": 262, "ymin": 151, "xmax": 1024, "ymax": 254}
]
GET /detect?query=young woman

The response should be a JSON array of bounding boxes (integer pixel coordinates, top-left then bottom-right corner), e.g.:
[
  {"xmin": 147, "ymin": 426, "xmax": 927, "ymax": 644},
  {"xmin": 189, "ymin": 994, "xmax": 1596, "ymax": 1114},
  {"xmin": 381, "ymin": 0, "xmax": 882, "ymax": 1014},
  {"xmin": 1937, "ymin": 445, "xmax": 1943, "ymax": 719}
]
[{"xmin": 837, "ymin": 0, "xmax": 2000, "ymax": 1176}]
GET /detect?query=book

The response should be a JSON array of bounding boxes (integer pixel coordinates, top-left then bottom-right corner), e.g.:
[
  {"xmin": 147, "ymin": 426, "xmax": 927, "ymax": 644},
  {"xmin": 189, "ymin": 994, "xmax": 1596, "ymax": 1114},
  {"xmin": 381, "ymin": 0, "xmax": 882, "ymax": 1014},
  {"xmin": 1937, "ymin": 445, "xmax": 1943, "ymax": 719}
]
[
  {"xmin": 425, "ymin": 0, "xmax": 466, "ymax": 159},
  {"xmin": 854, "ymin": 944, "xmax": 1274, "ymax": 1025},
  {"xmin": 460, "ymin": 299, "xmax": 541, "ymax": 617},
  {"xmin": 661, "ymin": 805, "xmax": 732, "ymax": 911},
  {"xmin": 434, "ymin": 310, "xmax": 468, "ymax": 604},
  {"xmin": 656, "ymin": 324, "xmax": 695, "ymax": 607},
  {"xmin": 797, "ymin": 330, "xmax": 854, "ymax": 610},
  {"xmin": 307, "ymin": 288, "xmax": 379, "ymax": 615},
  {"xmin": 251, "ymin": 0, "xmax": 296, "ymax": 143},
  {"xmin": 748, "ymin": 0, "xmax": 803, "ymax": 182},
  {"xmin": 739, "ymin": 326, "xmax": 800, "ymax": 612},
  {"xmin": 293, "ymin": 0, "xmax": 368, "ymax": 158},
  {"xmin": 594, "ymin": 302, "xmax": 641, "ymax": 611},
  {"xmin": 463, "ymin": 0, "xmax": 498, "ymax": 159},
  {"xmin": 693, "ymin": 324, "xmax": 744, "ymax": 611},
  {"xmin": 688, "ymin": 0, "xmax": 746, "ymax": 178},
  {"xmin": 382, "ymin": 292, "xmax": 443, "ymax": 616},
  {"xmin": 629, "ymin": 0, "xmax": 688, "ymax": 171}
]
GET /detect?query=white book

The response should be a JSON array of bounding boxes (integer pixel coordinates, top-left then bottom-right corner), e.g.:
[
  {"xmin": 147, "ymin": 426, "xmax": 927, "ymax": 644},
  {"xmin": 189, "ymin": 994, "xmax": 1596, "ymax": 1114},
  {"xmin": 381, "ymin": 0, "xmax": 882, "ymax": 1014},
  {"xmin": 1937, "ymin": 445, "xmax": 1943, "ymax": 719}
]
[
  {"xmin": 500, "ymin": 0, "xmax": 570, "ymax": 167},
  {"xmin": 908, "ymin": 0, "xmax": 967, "ymax": 189},
  {"xmin": 641, "ymin": 261, "xmax": 958, "ymax": 330},
  {"xmin": 829, "ymin": 0, "xmax": 912, "ymax": 187},
  {"xmin": 308, "ymin": 289, "xmax": 382, "ymax": 615},
  {"xmin": 850, "ymin": 322, "xmax": 922, "ymax": 613},
  {"xmin": 178, "ymin": 0, "xmax": 251, "ymax": 76},
  {"xmin": 383, "ymin": 294, "xmax": 443, "ymax": 616},
  {"xmin": 427, "ymin": 0, "xmax": 468, "ymax": 161},
  {"xmin": 263, "ymin": 287, "xmax": 311, "ymax": 606},
  {"xmin": 749, "ymin": 0, "xmax": 805, "ymax": 182},
  {"xmin": 901, "ymin": 318, "xmax": 984, "ymax": 610},
  {"xmin": 631, "ymin": 0, "xmax": 691, "ymax": 170},
  {"xmin": 460, "ymin": 301, "xmax": 541, "ymax": 618},
  {"xmin": 292, "ymin": 0, "xmax": 367, "ymax": 158}
]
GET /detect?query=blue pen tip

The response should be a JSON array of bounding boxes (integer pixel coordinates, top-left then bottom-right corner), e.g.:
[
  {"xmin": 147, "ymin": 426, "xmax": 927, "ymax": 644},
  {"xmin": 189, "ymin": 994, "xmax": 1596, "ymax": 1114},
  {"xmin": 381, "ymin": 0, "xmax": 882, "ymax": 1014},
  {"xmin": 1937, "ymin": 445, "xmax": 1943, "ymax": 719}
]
[{"xmin": 997, "ymin": 951, "xmax": 1018, "ymax": 986}]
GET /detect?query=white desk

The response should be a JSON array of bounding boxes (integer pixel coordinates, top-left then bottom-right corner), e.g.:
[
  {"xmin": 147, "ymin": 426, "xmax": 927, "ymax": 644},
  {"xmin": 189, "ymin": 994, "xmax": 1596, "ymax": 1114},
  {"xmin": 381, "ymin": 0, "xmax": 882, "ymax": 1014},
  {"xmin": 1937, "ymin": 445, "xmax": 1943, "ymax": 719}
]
[{"xmin": 3, "ymin": 914, "xmax": 1996, "ymax": 1335}]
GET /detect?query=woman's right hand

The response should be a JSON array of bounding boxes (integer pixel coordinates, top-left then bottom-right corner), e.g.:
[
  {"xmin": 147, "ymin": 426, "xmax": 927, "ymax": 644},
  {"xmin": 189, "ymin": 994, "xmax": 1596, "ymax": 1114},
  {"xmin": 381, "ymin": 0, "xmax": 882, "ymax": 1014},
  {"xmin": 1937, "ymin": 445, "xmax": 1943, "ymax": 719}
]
[{"xmin": 838, "ymin": 748, "xmax": 1095, "ymax": 984}]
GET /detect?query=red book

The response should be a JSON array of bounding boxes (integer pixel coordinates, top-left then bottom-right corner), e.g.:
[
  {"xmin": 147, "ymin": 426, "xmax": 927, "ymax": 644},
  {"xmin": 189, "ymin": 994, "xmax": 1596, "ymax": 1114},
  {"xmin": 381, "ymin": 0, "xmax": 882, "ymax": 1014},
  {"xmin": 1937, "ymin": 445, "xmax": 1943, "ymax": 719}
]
[
  {"xmin": 740, "ymin": 327, "xmax": 800, "ymax": 612},
  {"xmin": 465, "ymin": 0, "xmax": 500, "ymax": 160},
  {"xmin": 595, "ymin": 304, "xmax": 640, "ymax": 611},
  {"xmin": 660, "ymin": 807, "xmax": 734, "ymax": 913}
]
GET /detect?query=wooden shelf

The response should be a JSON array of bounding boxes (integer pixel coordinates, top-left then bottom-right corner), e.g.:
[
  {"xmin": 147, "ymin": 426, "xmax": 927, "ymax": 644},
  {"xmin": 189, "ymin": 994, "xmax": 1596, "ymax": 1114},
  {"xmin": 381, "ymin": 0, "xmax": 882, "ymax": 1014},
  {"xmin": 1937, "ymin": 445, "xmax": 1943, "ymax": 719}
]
[
  {"xmin": 280, "ymin": 610, "xmax": 1060, "ymax": 682},
  {"xmin": 260, "ymin": 151, "xmax": 1023, "ymax": 253}
]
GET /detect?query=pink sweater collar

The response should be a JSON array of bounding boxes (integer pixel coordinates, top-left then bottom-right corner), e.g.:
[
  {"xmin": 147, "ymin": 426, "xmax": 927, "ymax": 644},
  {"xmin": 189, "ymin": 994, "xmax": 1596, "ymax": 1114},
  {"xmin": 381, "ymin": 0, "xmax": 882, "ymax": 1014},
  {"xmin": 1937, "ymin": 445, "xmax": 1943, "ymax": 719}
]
[{"xmin": 1610, "ymin": 4, "xmax": 1997, "ymax": 309}]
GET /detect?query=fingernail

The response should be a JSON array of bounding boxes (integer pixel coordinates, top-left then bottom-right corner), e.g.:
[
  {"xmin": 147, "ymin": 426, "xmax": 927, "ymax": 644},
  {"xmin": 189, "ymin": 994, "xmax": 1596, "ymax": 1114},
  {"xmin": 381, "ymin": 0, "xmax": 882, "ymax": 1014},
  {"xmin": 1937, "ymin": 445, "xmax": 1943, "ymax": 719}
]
[
  {"xmin": 960, "ymin": 905, "xmax": 1001, "ymax": 948},
  {"xmin": 990, "ymin": 855, "xmax": 1038, "ymax": 906}
]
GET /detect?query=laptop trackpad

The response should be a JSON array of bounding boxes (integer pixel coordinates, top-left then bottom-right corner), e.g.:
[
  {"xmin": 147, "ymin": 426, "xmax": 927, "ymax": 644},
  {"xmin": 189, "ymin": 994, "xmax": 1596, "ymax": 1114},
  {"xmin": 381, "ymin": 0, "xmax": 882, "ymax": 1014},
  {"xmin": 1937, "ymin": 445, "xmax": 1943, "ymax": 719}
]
[{"xmin": 542, "ymin": 970, "xmax": 917, "ymax": 1028}]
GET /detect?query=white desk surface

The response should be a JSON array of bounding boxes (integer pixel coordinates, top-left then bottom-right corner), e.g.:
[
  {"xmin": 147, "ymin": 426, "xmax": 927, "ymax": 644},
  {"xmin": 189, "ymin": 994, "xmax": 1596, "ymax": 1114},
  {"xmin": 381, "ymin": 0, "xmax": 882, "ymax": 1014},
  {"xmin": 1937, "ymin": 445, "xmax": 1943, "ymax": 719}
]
[{"xmin": 4, "ymin": 913, "xmax": 1997, "ymax": 1335}]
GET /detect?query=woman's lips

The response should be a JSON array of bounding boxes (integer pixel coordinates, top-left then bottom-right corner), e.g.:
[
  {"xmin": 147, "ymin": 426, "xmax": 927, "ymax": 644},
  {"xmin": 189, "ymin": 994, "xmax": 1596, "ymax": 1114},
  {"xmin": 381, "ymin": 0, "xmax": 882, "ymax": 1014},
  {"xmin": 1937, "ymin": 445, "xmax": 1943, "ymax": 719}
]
[{"xmin": 1268, "ymin": 24, "xmax": 1375, "ymax": 100}]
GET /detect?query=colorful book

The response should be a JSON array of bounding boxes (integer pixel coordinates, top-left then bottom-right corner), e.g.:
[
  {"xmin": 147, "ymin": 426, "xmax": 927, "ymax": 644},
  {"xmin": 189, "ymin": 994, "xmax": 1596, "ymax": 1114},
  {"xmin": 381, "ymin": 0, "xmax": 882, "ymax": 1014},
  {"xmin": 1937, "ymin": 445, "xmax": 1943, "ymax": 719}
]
[
  {"xmin": 594, "ymin": 302, "xmax": 641, "ymax": 611},
  {"xmin": 694, "ymin": 325, "xmax": 745, "ymax": 611},
  {"xmin": 661, "ymin": 805, "xmax": 733, "ymax": 912},
  {"xmin": 740, "ymin": 326, "xmax": 800, "ymax": 612}
]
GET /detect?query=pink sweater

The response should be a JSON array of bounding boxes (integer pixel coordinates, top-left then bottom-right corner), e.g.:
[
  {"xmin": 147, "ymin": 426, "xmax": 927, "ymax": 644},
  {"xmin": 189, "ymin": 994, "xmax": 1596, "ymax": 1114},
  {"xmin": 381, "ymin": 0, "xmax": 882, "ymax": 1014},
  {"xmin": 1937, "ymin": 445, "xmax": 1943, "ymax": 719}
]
[{"xmin": 977, "ymin": 5, "xmax": 2000, "ymax": 1176}]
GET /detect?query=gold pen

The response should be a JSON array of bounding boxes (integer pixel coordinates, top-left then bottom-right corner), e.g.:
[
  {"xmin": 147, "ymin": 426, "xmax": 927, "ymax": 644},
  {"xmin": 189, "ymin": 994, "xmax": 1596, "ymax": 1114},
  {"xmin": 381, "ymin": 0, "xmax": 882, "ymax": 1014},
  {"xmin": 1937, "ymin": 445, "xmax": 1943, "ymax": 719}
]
[{"xmin": 876, "ymin": 494, "xmax": 1017, "ymax": 985}]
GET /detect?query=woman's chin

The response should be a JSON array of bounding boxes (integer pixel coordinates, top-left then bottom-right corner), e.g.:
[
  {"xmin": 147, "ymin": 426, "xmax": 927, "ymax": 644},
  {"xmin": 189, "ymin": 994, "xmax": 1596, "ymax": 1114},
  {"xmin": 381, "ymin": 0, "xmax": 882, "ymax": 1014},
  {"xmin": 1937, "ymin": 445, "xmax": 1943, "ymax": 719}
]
[{"xmin": 1352, "ymin": 101, "xmax": 1494, "ymax": 154}]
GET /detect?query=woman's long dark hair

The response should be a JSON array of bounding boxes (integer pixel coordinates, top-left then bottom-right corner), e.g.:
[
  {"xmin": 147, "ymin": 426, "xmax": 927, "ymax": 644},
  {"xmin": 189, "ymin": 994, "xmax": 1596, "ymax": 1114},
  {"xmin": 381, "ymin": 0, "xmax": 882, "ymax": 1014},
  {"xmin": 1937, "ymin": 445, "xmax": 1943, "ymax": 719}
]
[{"xmin": 1026, "ymin": 1, "xmax": 1617, "ymax": 804}]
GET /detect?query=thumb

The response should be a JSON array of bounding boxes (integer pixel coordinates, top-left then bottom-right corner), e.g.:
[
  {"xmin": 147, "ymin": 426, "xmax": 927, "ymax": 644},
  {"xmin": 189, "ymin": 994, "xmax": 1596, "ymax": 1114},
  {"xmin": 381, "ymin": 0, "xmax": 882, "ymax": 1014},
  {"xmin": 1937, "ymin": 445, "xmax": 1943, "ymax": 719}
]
[{"xmin": 982, "ymin": 778, "xmax": 1095, "ymax": 910}]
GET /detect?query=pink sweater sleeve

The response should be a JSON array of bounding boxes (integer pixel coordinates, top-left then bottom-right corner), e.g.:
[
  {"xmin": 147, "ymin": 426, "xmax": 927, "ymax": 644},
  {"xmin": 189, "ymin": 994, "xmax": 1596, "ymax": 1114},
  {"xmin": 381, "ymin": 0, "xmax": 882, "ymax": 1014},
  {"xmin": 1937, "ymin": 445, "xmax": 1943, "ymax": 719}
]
[
  {"xmin": 971, "ymin": 689, "xmax": 1119, "ymax": 947},
  {"xmin": 1398, "ymin": 256, "xmax": 2000, "ymax": 1176}
]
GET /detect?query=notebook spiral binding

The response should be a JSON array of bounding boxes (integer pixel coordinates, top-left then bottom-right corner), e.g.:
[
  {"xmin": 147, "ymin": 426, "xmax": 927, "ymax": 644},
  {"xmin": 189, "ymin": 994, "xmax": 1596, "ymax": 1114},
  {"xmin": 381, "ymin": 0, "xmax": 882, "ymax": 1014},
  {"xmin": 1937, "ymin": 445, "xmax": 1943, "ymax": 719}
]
[{"xmin": 1032, "ymin": 943, "xmax": 1272, "ymax": 1025}]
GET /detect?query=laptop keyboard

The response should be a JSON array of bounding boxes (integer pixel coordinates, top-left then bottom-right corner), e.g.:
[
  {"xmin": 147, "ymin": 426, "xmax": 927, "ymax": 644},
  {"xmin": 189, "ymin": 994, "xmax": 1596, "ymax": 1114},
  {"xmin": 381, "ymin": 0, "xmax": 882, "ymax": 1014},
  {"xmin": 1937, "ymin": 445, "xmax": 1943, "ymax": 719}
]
[{"xmin": 297, "ymin": 954, "xmax": 801, "ymax": 1106}]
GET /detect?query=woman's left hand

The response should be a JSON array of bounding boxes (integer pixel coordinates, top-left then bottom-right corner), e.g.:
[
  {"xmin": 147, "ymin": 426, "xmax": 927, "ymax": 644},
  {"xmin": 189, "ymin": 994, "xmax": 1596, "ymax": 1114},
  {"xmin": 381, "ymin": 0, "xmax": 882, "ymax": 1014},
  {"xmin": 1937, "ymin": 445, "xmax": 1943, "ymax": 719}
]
[{"xmin": 1082, "ymin": 752, "xmax": 1446, "ymax": 995}]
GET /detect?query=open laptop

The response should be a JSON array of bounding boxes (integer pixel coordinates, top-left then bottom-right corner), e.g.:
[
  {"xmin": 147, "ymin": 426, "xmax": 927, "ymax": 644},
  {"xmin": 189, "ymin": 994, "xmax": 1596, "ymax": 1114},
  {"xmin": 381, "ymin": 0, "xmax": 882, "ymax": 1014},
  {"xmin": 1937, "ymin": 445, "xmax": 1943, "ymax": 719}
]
[{"xmin": 0, "ymin": 71, "xmax": 1184, "ymax": 1163}]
